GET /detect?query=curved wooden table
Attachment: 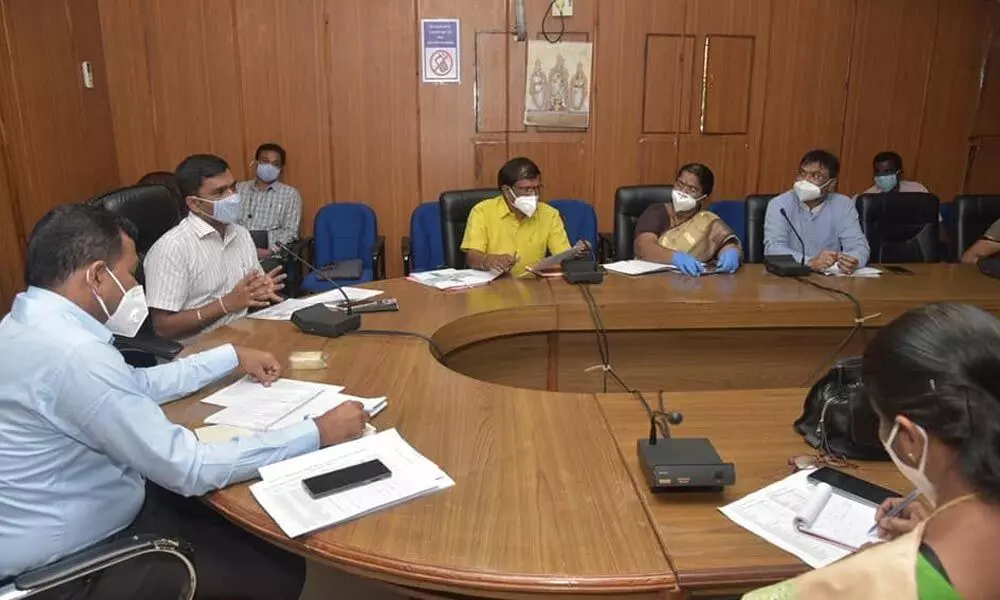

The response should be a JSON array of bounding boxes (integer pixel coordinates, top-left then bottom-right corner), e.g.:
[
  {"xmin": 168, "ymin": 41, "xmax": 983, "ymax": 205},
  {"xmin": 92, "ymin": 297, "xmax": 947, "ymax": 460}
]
[{"xmin": 165, "ymin": 264, "xmax": 1000, "ymax": 598}]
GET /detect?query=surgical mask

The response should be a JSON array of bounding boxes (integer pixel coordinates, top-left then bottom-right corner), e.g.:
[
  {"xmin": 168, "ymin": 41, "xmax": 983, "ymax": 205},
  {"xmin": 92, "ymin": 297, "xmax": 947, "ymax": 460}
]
[
  {"xmin": 671, "ymin": 189, "xmax": 702, "ymax": 212},
  {"xmin": 90, "ymin": 268, "xmax": 148, "ymax": 338},
  {"xmin": 882, "ymin": 422, "xmax": 937, "ymax": 506},
  {"xmin": 513, "ymin": 194, "xmax": 539, "ymax": 218},
  {"xmin": 794, "ymin": 179, "xmax": 832, "ymax": 203},
  {"xmin": 256, "ymin": 163, "xmax": 281, "ymax": 183},
  {"xmin": 197, "ymin": 192, "xmax": 243, "ymax": 224},
  {"xmin": 874, "ymin": 173, "xmax": 899, "ymax": 192}
]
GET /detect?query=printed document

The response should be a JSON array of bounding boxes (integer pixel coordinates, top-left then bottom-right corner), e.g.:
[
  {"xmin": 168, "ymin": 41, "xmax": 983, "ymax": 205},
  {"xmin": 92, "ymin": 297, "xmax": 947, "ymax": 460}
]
[
  {"xmin": 249, "ymin": 287, "xmax": 384, "ymax": 321},
  {"xmin": 407, "ymin": 268, "xmax": 500, "ymax": 290}
]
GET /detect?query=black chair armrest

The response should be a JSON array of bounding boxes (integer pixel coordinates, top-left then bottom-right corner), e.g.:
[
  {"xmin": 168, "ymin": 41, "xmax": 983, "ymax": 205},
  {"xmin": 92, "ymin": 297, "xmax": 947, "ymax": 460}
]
[
  {"xmin": 113, "ymin": 333, "xmax": 183, "ymax": 361},
  {"xmin": 14, "ymin": 535, "xmax": 193, "ymax": 592},
  {"xmin": 370, "ymin": 235, "xmax": 386, "ymax": 280},
  {"xmin": 401, "ymin": 235, "xmax": 412, "ymax": 276},
  {"xmin": 598, "ymin": 232, "xmax": 614, "ymax": 263}
]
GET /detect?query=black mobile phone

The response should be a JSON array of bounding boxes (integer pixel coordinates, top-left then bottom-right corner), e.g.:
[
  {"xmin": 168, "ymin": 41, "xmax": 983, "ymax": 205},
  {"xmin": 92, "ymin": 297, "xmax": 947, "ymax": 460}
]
[
  {"xmin": 807, "ymin": 467, "xmax": 898, "ymax": 506},
  {"xmin": 884, "ymin": 265, "xmax": 914, "ymax": 276},
  {"xmin": 302, "ymin": 459, "xmax": 391, "ymax": 500}
]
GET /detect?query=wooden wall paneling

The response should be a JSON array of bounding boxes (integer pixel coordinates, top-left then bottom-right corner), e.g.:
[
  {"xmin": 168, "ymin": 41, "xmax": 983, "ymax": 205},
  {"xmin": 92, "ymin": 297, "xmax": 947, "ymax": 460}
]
[
  {"xmin": 971, "ymin": 2, "xmax": 1000, "ymax": 138},
  {"xmin": 144, "ymin": 0, "xmax": 246, "ymax": 177},
  {"xmin": 966, "ymin": 139, "xmax": 1000, "ymax": 194},
  {"xmin": 327, "ymin": 0, "xmax": 420, "ymax": 278},
  {"xmin": 677, "ymin": 0, "xmax": 770, "ymax": 201},
  {"xmin": 592, "ymin": 0, "xmax": 654, "ymax": 225},
  {"xmin": 642, "ymin": 35, "xmax": 695, "ymax": 134},
  {"xmin": 509, "ymin": 138, "xmax": 591, "ymax": 201},
  {"xmin": 639, "ymin": 140, "xmax": 680, "ymax": 185},
  {"xmin": 98, "ymin": 0, "xmax": 159, "ymax": 184},
  {"xmin": 473, "ymin": 140, "xmax": 508, "ymax": 188},
  {"xmin": 236, "ymin": 0, "xmax": 330, "ymax": 236},
  {"xmin": 757, "ymin": 0, "xmax": 855, "ymax": 195},
  {"xmin": 420, "ymin": 0, "xmax": 506, "ymax": 204},
  {"xmin": 839, "ymin": 0, "xmax": 939, "ymax": 197},
  {"xmin": 916, "ymin": 0, "xmax": 992, "ymax": 202},
  {"xmin": 0, "ymin": 14, "xmax": 24, "ymax": 311},
  {"xmin": 0, "ymin": 0, "xmax": 119, "ymax": 233}
]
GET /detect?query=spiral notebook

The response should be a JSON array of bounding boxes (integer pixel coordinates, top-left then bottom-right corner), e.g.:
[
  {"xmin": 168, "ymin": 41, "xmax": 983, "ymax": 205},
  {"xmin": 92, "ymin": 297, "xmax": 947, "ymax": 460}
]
[{"xmin": 793, "ymin": 482, "xmax": 882, "ymax": 552}]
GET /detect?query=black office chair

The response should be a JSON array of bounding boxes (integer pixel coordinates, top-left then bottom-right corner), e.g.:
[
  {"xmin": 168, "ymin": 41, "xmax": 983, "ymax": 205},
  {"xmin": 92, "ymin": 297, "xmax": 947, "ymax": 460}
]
[
  {"xmin": 856, "ymin": 193, "xmax": 940, "ymax": 263},
  {"xmin": 88, "ymin": 184, "xmax": 184, "ymax": 365},
  {"xmin": 744, "ymin": 194, "xmax": 778, "ymax": 263},
  {"xmin": 611, "ymin": 185, "xmax": 672, "ymax": 261},
  {"xmin": 438, "ymin": 188, "xmax": 499, "ymax": 268},
  {"xmin": 0, "ymin": 535, "xmax": 196, "ymax": 600},
  {"xmin": 955, "ymin": 195, "xmax": 1000, "ymax": 261}
]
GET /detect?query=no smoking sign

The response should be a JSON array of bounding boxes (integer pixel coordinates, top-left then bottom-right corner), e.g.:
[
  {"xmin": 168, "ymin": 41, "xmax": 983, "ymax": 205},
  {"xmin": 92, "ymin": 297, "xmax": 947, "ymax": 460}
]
[{"xmin": 422, "ymin": 19, "xmax": 460, "ymax": 83}]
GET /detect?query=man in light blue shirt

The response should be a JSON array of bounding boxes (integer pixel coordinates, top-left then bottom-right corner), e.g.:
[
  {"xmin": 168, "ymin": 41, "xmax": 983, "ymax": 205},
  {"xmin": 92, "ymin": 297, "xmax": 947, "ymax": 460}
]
[
  {"xmin": 764, "ymin": 149, "xmax": 870, "ymax": 273},
  {"xmin": 0, "ymin": 204, "xmax": 368, "ymax": 598}
]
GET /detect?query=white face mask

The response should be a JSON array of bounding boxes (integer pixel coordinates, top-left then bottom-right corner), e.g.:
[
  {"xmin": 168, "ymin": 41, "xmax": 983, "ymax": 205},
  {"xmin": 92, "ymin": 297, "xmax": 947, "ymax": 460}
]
[
  {"xmin": 512, "ymin": 193, "xmax": 539, "ymax": 218},
  {"xmin": 90, "ymin": 267, "xmax": 149, "ymax": 338},
  {"xmin": 882, "ymin": 421, "xmax": 937, "ymax": 506},
  {"xmin": 794, "ymin": 180, "xmax": 829, "ymax": 203},
  {"xmin": 671, "ymin": 189, "xmax": 702, "ymax": 213}
]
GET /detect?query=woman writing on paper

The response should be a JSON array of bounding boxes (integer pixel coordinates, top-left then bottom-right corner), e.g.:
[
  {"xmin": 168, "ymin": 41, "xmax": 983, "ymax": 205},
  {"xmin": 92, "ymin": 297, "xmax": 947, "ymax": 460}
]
[
  {"xmin": 746, "ymin": 303, "xmax": 1000, "ymax": 600},
  {"xmin": 633, "ymin": 163, "xmax": 742, "ymax": 276}
]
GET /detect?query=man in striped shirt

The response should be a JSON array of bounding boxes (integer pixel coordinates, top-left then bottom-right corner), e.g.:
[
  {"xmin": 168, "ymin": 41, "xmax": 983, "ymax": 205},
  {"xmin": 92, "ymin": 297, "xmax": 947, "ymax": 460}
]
[
  {"xmin": 236, "ymin": 142, "xmax": 303, "ymax": 263},
  {"xmin": 144, "ymin": 154, "xmax": 285, "ymax": 340}
]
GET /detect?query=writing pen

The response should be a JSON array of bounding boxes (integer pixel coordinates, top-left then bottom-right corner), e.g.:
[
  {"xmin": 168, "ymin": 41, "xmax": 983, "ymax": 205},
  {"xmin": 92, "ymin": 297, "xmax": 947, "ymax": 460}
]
[{"xmin": 867, "ymin": 490, "xmax": 921, "ymax": 535}]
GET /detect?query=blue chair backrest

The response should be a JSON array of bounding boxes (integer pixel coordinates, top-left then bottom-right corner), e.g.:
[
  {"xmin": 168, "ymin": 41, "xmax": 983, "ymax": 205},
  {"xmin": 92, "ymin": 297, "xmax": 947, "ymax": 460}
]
[
  {"xmin": 709, "ymin": 200, "xmax": 746, "ymax": 247},
  {"xmin": 410, "ymin": 202, "xmax": 444, "ymax": 272},
  {"xmin": 550, "ymin": 199, "xmax": 599, "ymax": 251},
  {"xmin": 312, "ymin": 203, "xmax": 377, "ymax": 269}
]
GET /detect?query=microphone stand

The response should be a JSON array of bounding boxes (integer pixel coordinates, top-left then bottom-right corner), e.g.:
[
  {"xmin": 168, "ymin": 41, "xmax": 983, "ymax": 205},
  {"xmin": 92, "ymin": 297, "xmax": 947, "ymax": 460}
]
[{"xmin": 275, "ymin": 242, "xmax": 362, "ymax": 338}]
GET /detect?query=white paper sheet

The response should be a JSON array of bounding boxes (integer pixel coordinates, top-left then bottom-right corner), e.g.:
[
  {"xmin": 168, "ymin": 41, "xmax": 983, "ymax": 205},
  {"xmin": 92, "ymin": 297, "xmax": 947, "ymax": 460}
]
[
  {"xmin": 201, "ymin": 376, "xmax": 341, "ymax": 408},
  {"xmin": 719, "ymin": 469, "xmax": 882, "ymax": 568},
  {"xmin": 251, "ymin": 429, "xmax": 453, "ymax": 537},
  {"xmin": 602, "ymin": 259, "xmax": 677, "ymax": 276},
  {"xmin": 248, "ymin": 287, "xmax": 384, "ymax": 321},
  {"xmin": 821, "ymin": 265, "xmax": 882, "ymax": 278},
  {"xmin": 406, "ymin": 268, "xmax": 500, "ymax": 290},
  {"xmin": 195, "ymin": 422, "xmax": 376, "ymax": 443}
]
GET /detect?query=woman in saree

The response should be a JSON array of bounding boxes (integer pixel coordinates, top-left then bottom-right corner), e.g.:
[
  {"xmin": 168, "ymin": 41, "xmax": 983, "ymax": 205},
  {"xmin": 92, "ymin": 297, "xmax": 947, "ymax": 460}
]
[
  {"xmin": 633, "ymin": 163, "xmax": 741, "ymax": 275},
  {"xmin": 746, "ymin": 303, "xmax": 1000, "ymax": 600}
]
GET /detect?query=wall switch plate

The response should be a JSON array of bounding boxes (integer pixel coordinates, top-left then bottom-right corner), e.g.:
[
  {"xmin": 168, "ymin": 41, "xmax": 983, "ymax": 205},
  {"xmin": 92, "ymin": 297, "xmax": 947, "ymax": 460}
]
[
  {"xmin": 552, "ymin": 0, "xmax": 573, "ymax": 17},
  {"xmin": 80, "ymin": 61, "xmax": 94, "ymax": 89}
]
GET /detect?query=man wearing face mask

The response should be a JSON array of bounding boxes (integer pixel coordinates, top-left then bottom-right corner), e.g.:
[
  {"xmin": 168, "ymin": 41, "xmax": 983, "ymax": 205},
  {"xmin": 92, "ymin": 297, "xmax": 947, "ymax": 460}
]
[
  {"xmin": 744, "ymin": 303, "xmax": 1000, "ymax": 599},
  {"xmin": 860, "ymin": 151, "xmax": 930, "ymax": 197},
  {"xmin": 763, "ymin": 149, "xmax": 869, "ymax": 273},
  {"xmin": 0, "ymin": 204, "xmax": 369, "ymax": 598},
  {"xmin": 144, "ymin": 154, "xmax": 285, "ymax": 341},
  {"xmin": 461, "ymin": 157, "xmax": 577, "ymax": 277},
  {"xmin": 235, "ymin": 143, "xmax": 303, "ymax": 263}
]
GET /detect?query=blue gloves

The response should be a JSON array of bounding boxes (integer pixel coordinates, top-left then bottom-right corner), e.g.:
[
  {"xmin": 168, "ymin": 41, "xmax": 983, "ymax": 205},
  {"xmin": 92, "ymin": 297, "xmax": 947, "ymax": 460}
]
[
  {"xmin": 716, "ymin": 247, "xmax": 741, "ymax": 274},
  {"xmin": 672, "ymin": 252, "xmax": 704, "ymax": 276}
]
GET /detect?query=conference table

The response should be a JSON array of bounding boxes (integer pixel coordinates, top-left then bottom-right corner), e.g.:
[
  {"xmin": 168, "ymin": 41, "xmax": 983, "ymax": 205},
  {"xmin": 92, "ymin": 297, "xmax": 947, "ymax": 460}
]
[{"xmin": 164, "ymin": 264, "xmax": 1000, "ymax": 599}]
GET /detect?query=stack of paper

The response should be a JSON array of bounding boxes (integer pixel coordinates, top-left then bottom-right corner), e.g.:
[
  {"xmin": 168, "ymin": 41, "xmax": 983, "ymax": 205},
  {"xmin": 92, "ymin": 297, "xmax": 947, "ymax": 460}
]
[
  {"xmin": 250, "ymin": 428, "xmax": 454, "ymax": 537},
  {"xmin": 603, "ymin": 259, "xmax": 721, "ymax": 276},
  {"xmin": 407, "ymin": 268, "xmax": 500, "ymax": 290},
  {"xmin": 201, "ymin": 376, "xmax": 387, "ymax": 432},
  {"xmin": 249, "ymin": 287, "xmax": 384, "ymax": 321},
  {"xmin": 719, "ymin": 469, "xmax": 882, "ymax": 568},
  {"xmin": 821, "ymin": 265, "xmax": 882, "ymax": 278}
]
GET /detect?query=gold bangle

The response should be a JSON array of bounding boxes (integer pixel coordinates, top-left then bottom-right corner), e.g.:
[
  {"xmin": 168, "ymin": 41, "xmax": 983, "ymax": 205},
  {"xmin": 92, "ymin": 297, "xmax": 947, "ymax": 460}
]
[
  {"xmin": 196, "ymin": 308, "xmax": 203, "ymax": 323},
  {"xmin": 218, "ymin": 297, "xmax": 229, "ymax": 315}
]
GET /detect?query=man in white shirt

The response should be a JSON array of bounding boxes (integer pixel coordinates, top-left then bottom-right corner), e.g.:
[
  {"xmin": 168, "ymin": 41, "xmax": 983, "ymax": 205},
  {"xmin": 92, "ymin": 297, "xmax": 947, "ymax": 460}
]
[
  {"xmin": 236, "ymin": 142, "xmax": 303, "ymax": 263},
  {"xmin": 860, "ymin": 151, "xmax": 930, "ymax": 196},
  {"xmin": 145, "ymin": 154, "xmax": 284, "ymax": 340}
]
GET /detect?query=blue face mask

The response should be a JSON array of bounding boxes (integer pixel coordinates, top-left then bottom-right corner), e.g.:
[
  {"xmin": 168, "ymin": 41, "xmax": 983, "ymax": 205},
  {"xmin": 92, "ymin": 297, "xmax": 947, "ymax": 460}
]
[
  {"xmin": 256, "ymin": 163, "xmax": 281, "ymax": 183},
  {"xmin": 874, "ymin": 173, "xmax": 899, "ymax": 192},
  {"xmin": 197, "ymin": 192, "xmax": 243, "ymax": 224}
]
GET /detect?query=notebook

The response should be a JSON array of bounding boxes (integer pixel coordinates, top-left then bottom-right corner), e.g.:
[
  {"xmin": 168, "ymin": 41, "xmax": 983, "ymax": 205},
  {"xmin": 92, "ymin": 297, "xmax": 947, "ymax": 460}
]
[{"xmin": 250, "ymin": 229, "xmax": 269, "ymax": 249}]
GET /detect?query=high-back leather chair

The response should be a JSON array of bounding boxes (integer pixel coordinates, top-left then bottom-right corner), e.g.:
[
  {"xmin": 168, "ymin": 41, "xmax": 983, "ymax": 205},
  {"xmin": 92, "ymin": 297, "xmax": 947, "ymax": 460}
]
[
  {"xmin": 856, "ymin": 193, "xmax": 940, "ymax": 263},
  {"xmin": 438, "ymin": 188, "xmax": 499, "ymax": 268},
  {"xmin": 88, "ymin": 184, "xmax": 183, "ymax": 365},
  {"xmin": 955, "ymin": 195, "xmax": 1000, "ymax": 260},
  {"xmin": 549, "ymin": 199, "xmax": 599, "ymax": 253},
  {"xmin": 744, "ymin": 194, "xmax": 778, "ymax": 263},
  {"xmin": 612, "ymin": 185, "xmax": 672, "ymax": 260},
  {"xmin": 402, "ymin": 202, "xmax": 444, "ymax": 275}
]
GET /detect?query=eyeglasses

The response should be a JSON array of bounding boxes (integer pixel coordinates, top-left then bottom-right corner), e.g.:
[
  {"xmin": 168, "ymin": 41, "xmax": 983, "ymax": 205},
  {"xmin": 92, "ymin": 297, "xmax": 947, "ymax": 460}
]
[
  {"xmin": 511, "ymin": 184, "xmax": 544, "ymax": 196},
  {"xmin": 797, "ymin": 168, "xmax": 832, "ymax": 186},
  {"xmin": 673, "ymin": 180, "xmax": 703, "ymax": 196},
  {"xmin": 788, "ymin": 453, "xmax": 857, "ymax": 472}
]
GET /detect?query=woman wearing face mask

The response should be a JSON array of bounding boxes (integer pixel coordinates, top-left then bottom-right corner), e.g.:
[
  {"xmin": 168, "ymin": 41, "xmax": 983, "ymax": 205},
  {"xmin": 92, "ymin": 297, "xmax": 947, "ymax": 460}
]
[
  {"xmin": 633, "ymin": 163, "xmax": 741, "ymax": 276},
  {"xmin": 745, "ymin": 303, "xmax": 1000, "ymax": 600}
]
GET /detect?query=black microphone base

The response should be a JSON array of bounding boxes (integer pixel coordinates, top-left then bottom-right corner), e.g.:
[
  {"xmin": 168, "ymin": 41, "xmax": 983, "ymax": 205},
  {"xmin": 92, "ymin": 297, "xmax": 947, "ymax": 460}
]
[
  {"xmin": 764, "ymin": 255, "xmax": 812, "ymax": 277},
  {"xmin": 291, "ymin": 303, "xmax": 362, "ymax": 338},
  {"xmin": 637, "ymin": 438, "xmax": 735, "ymax": 492}
]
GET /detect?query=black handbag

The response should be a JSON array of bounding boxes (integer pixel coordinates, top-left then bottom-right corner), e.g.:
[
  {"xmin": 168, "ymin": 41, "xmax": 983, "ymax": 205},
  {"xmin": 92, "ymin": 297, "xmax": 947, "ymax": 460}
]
[{"xmin": 794, "ymin": 357, "xmax": 889, "ymax": 461}]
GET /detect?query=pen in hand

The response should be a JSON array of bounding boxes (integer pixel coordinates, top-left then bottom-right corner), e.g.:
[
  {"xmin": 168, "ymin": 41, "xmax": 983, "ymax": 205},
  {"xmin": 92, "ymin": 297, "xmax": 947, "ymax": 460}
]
[{"xmin": 867, "ymin": 490, "xmax": 921, "ymax": 535}]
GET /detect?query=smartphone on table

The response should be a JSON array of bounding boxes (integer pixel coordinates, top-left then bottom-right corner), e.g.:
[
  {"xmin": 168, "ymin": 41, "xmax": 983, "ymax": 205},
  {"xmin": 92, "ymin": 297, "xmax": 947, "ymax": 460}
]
[
  {"xmin": 302, "ymin": 459, "xmax": 391, "ymax": 500},
  {"xmin": 883, "ymin": 265, "xmax": 914, "ymax": 276},
  {"xmin": 807, "ymin": 467, "xmax": 898, "ymax": 506}
]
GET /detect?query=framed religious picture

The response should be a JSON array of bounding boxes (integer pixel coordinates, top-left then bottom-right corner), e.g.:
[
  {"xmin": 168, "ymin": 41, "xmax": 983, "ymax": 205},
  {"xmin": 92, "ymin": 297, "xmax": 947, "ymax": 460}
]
[{"xmin": 523, "ymin": 41, "xmax": 592, "ymax": 129}]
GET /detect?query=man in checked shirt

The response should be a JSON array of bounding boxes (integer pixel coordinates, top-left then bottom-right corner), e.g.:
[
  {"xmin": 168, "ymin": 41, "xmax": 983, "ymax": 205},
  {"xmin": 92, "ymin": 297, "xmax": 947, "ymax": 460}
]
[{"xmin": 236, "ymin": 142, "xmax": 303, "ymax": 267}]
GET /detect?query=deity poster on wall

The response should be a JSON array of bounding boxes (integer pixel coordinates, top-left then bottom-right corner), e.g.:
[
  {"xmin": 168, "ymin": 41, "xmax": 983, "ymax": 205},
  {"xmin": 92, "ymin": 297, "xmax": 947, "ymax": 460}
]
[{"xmin": 523, "ymin": 41, "xmax": 592, "ymax": 129}]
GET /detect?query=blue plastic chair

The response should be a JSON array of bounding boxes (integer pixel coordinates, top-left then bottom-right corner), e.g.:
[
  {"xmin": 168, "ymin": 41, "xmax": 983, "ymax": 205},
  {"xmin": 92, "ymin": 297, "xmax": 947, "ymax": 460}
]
[
  {"xmin": 302, "ymin": 203, "xmax": 385, "ymax": 293},
  {"xmin": 402, "ymin": 202, "xmax": 445, "ymax": 274},
  {"xmin": 709, "ymin": 200, "xmax": 746, "ymax": 248},
  {"xmin": 550, "ymin": 199, "xmax": 599, "ymax": 255}
]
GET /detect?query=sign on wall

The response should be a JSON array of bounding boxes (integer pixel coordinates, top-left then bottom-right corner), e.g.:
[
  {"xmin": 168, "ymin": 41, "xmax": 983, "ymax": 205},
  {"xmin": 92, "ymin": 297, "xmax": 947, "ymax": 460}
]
[{"xmin": 421, "ymin": 19, "xmax": 460, "ymax": 84}]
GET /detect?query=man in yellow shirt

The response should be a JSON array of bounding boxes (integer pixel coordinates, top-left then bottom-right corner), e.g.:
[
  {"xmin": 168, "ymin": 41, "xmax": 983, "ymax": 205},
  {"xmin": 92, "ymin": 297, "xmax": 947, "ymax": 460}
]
[{"xmin": 461, "ymin": 157, "xmax": 572, "ymax": 276}]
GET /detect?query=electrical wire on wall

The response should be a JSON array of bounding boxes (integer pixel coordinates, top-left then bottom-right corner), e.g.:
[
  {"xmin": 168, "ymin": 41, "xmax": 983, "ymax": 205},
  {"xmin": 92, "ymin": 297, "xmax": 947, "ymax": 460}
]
[{"xmin": 541, "ymin": 0, "xmax": 566, "ymax": 44}]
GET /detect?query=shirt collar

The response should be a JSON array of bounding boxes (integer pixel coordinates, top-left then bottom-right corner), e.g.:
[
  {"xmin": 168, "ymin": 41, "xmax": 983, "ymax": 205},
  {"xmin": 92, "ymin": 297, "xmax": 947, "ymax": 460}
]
[
  {"xmin": 496, "ymin": 195, "xmax": 527, "ymax": 221},
  {"xmin": 185, "ymin": 212, "xmax": 237, "ymax": 244},
  {"xmin": 14, "ymin": 286, "xmax": 114, "ymax": 343}
]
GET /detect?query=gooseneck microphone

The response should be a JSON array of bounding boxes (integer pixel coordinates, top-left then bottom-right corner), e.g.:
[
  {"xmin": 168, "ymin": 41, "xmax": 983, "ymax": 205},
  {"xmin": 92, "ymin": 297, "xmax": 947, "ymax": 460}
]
[
  {"xmin": 275, "ymin": 242, "xmax": 361, "ymax": 337},
  {"xmin": 779, "ymin": 208, "xmax": 807, "ymax": 267}
]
